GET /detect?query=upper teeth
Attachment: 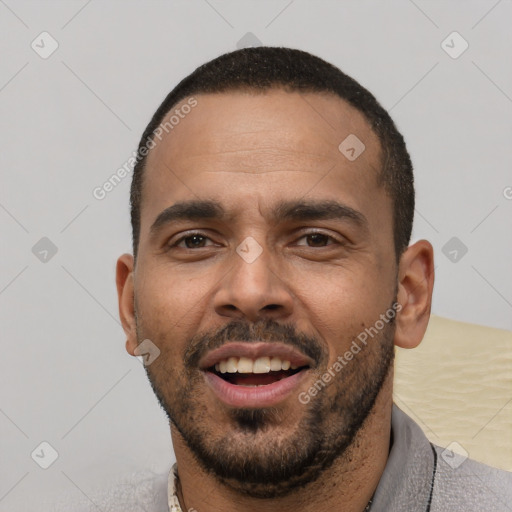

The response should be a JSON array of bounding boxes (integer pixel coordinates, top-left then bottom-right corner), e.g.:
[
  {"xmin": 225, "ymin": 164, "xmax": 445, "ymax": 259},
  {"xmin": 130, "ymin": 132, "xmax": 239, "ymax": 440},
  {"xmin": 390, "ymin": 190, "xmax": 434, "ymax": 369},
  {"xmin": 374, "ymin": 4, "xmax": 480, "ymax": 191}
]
[{"xmin": 214, "ymin": 356, "xmax": 299, "ymax": 374}]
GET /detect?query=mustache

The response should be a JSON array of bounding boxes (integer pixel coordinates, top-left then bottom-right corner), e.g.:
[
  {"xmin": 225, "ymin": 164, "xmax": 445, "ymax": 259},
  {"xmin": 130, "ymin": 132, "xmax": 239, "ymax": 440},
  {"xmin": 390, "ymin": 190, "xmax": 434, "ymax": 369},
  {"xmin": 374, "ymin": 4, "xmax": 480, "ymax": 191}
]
[{"xmin": 184, "ymin": 317, "xmax": 325, "ymax": 370}]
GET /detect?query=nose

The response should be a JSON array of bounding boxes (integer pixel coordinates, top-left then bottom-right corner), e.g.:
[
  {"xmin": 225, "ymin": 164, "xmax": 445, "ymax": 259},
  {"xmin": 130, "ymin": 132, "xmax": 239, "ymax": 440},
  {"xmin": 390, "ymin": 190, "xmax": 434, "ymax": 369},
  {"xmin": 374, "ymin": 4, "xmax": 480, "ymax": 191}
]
[{"xmin": 213, "ymin": 241, "xmax": 294, "ymax": 323}]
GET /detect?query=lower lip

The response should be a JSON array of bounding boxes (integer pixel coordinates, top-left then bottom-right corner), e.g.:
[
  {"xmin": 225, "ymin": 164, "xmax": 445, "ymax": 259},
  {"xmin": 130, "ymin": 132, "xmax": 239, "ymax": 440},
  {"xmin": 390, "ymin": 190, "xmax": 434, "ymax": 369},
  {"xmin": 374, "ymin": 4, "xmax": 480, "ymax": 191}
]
[{"xmin": 203, "ymin": 370, "xmax": 308, "ymax": 408}]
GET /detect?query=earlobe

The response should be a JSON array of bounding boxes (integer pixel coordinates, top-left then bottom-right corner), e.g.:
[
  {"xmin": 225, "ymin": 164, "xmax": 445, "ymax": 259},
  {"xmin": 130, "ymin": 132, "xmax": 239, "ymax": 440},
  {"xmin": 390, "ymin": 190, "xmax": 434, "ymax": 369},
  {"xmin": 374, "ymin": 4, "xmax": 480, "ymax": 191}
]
[
  {"xmin": 115, "ymin": 253, "xmax": 137, "ymax": 356},
  {"xmin": 394, "ymin": 240, "xmax": 435, "ymax": 349}
]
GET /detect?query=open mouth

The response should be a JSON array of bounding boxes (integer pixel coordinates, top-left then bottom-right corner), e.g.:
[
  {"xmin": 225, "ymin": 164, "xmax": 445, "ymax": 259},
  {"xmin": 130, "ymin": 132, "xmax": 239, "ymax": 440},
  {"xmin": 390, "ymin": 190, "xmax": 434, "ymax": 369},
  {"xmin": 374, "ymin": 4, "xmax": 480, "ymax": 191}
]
[
  {"xmin": 207, "ymin": 356, "xmax": 309, "ymax": 387},
  {"xmin": 199, "ymin": 343, "xmax": 314, "ymax": 407}
]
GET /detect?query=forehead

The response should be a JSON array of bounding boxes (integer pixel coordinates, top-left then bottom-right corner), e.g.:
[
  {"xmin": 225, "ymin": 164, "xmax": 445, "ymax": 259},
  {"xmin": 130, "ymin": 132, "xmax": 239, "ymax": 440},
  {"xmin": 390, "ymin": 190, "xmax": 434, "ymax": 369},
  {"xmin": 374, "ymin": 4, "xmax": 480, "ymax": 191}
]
[
  {"xmin": 139, "ymin": 89, "xmax": 388, "ymax": 235},
  {"xmin": 148, "ymin": 89, "xmax": 380, "ymax": 173}
]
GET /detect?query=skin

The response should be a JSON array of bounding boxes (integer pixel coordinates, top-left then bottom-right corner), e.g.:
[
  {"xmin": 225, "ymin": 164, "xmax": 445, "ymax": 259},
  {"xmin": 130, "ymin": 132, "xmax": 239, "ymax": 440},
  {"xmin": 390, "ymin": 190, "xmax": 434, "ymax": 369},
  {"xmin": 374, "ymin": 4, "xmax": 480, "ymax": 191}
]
[{"xmin": 116, "ymin": 89, "xmax": 434, "ymax": 512}]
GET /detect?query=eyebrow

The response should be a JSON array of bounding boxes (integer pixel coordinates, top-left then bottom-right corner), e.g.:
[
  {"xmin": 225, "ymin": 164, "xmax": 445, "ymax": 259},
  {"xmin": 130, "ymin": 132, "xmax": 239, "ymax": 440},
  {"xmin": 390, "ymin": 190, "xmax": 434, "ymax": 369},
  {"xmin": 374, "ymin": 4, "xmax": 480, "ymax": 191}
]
[{"xmin": 149, "ymin": 198, "xmax": 368, "ymax": 239}]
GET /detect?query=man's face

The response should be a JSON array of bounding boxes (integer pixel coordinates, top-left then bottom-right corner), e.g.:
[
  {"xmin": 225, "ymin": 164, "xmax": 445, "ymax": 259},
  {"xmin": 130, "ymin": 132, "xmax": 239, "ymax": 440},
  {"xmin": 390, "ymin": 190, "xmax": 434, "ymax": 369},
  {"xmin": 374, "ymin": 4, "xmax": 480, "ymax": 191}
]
[{"xmin": 132, "ymin": 90, "xmax": 398, "ymax": 497}]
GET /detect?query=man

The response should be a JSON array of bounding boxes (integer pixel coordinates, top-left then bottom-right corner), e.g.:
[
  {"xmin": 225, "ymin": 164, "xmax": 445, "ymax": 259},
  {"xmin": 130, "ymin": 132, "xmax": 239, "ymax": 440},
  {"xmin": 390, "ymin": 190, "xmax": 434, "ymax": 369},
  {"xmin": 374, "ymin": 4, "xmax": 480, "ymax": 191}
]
[{"xmin": 115, "ymin": 47, "xmax": 511, "ymax": 511}]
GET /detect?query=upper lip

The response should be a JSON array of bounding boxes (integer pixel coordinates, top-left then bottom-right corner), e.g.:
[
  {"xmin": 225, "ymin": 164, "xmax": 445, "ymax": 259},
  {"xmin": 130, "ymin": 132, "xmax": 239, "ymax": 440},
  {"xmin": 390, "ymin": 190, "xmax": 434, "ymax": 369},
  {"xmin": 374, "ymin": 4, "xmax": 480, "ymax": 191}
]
[{"xmin": 198, "ymin": 342, "xmax": 314, "ymax": 370}]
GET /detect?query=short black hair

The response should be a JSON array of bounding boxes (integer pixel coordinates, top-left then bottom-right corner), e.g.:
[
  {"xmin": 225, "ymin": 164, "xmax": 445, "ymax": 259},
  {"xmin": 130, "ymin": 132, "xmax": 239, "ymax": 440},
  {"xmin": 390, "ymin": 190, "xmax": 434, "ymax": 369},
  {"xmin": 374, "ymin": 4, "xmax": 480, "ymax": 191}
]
[{"xmin": 130, "ymin": 47, "xmax": 414, "ymax": 262}]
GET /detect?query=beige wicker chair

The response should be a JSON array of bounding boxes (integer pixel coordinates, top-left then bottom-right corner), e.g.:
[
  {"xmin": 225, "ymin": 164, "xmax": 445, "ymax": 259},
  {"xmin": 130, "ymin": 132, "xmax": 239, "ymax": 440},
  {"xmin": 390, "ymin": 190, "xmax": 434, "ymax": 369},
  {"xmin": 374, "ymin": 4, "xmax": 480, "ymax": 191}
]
[{"xmin": 394, "ymin": 315, "xmax": 512, "ymax": 471}]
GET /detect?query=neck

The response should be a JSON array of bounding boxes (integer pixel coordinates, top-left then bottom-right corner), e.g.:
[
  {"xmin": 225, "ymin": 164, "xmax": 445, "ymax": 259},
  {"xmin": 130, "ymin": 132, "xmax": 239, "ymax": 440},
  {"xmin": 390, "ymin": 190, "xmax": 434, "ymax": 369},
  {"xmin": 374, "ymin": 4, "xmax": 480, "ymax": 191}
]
[{"xmin": 172, "ymin": 373, "xmax": 393, "ymax": 512}]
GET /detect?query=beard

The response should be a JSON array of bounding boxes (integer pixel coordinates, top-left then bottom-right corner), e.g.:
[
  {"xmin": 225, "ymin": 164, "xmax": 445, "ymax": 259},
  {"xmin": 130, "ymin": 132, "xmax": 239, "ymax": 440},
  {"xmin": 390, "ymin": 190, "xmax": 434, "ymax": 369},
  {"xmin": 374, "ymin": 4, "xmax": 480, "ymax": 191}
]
[{"xmin": 137, "ymin": 305, "xmax": 396, "ymax": 498}]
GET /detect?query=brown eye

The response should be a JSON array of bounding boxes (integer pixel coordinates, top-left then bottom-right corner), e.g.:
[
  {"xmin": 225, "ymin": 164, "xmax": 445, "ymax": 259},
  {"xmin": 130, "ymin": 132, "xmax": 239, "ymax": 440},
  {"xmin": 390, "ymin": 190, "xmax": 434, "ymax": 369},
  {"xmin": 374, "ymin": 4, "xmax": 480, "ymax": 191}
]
[
  {"xmin": 306, "ymin": 234, "xmax": 330, "ymax": 247},
  {"xmin": 296, "ymin": 232, "xmax": 336, "ymax": 247},
  {"xmin": 172, "ymin": 233, "xmax": 215, "ymax": 249},
  {"xmin": 183, "ymin": 235, "xmax": 207, "ymax": 248}
]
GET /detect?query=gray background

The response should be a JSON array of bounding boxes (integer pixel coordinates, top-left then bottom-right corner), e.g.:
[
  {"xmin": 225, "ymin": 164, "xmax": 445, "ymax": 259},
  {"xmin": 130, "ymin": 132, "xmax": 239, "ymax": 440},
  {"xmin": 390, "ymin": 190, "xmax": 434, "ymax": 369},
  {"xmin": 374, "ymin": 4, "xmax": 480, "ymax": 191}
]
[{"xmin": 1, "ymin": 0, "xmax": 511, "ymax": 509}]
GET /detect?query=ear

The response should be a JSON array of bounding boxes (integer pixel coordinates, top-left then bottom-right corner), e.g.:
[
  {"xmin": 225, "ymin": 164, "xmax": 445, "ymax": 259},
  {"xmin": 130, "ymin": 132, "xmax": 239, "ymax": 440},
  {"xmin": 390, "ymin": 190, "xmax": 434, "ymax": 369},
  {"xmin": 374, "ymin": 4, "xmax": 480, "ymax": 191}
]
[
  {"xmin": 116, "ymin": 253, "xmax": 138, "ymax": 356},
  {"xmin": 394, "ymin": 240, "xmax": 435, "ymax": 349}
]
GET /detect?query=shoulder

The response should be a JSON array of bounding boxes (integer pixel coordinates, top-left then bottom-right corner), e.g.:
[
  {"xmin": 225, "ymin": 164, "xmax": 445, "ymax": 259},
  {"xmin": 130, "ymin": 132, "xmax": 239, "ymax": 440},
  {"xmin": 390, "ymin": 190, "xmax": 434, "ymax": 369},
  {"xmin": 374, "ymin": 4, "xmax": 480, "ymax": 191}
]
[
  {"xmin": 430, "ymin": 444, "xmax": 512, "ymax": 512},
  {"xmin": 50, "ymin": 468, "xmax": 169, "ymax": 512}
]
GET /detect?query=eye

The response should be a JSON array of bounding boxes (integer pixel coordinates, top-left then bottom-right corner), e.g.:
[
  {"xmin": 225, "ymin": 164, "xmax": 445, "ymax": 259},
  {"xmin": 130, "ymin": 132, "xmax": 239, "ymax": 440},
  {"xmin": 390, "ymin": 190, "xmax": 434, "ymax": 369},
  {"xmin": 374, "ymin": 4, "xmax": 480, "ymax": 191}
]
[
  {"xmin": 295, "ymin": 232, "xmax": 339, "ymax": 247},
  {"xmin": 167, "ymin": 230, "xmax": 342, "ymax": 252},
  {"xmin": 171, "ymin": 232, "xmax": 216, "ymax": 249}
]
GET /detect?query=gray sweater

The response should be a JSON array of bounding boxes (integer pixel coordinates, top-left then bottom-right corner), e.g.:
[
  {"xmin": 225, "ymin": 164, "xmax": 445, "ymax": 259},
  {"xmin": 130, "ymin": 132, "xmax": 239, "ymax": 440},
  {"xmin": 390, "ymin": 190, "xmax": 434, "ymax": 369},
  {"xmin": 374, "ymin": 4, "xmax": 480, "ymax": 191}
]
[
  {"xmin": 52, "ymin": 404, "xmax": 512, "ymax": 511},
  {"xmin": 371, "ymin": 404, "xmax": 512, "ymax": 511}
]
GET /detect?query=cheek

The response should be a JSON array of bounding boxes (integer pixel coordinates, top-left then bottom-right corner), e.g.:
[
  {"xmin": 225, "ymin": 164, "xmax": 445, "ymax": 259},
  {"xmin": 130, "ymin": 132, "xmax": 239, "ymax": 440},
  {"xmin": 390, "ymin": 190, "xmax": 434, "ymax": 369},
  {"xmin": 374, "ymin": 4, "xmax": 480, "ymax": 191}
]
[
  {"xmin": 135, "ymin": 259, "xmax": 231, "ymax": 365},
  {"xmin": 137, "ymin": 259, "xmax": 213, "ymax": 317},
  {"xmin": 295, "ymin": 266, "xmax": 392, "ymax": 356},
  {"xmin": 295, "ymin": 261, "xmax": 377, "ymax": 312},
  {"xmin": 134, "ymin": 269, "xmax": 200, "ymax": 352}
]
